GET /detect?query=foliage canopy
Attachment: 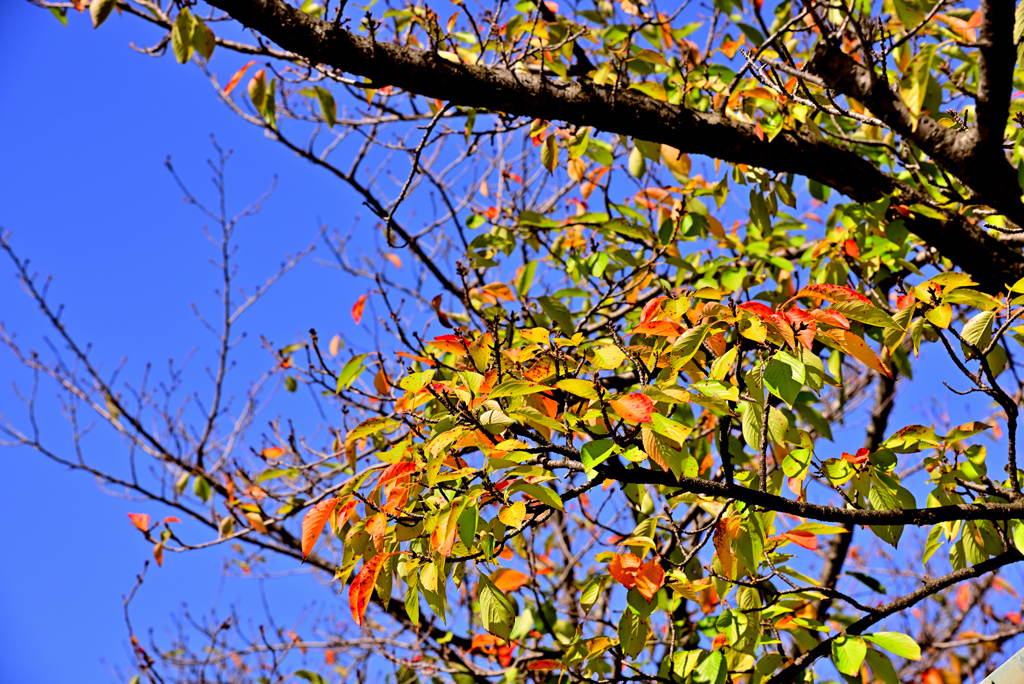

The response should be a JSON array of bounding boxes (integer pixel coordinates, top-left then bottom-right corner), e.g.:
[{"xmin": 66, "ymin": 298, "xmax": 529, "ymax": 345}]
[{"xmin": 12, "ymin": 0, "xmax": 1024, "ymax": 683}]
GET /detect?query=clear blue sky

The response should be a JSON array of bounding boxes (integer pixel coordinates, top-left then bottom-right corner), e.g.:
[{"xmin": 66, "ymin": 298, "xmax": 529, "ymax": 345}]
[{"xmin": 0, "ymin": 2, "xmax": 1007, "ymax": 683}]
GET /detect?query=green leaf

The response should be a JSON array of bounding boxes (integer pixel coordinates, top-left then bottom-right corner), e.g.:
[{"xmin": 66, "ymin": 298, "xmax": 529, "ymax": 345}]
[
  {"xmin": 537, "ymin": 296, "xmax": 574, "ymax": 336},
  {"xmin": 489, "ymin": 380, "xmax": 549, "ymax": 399},
  {"xmin": 828, "ymin": 301, "xmax": 902, "ymax": 330},
  {"xmin": 90, "ymin": 0, "xmax": 116, "ymax": 28},
  {"xmin": 580, "ymin": 576, "xmax": 609, "ymax": 613},
  {"xmin": 284, "ymin": 375, "xmax": 298, "ymax": 392},
  {"xmin": 628, "ymin": 146, "xmax": 647, "ymax": 177},
  {"xmin": 846, "ymin": 571, "xmax": 886, "ymax": 594},
  {"xmin": 193, "ymin": 475, "xmax": 211, "ymax": 503},
  {"xmin": 862, "ymin": 632, "xmax": 921, "ymax": 661},
  {"xmin": 581, "ymin": 439, "xmax": 617, "ymax": 470},
  {"xmin": 191, "ymin": 16, "xmax": 216, "ymax": 60},
  {"xmin": 695, "ymin": 650, "xmax": 726, "ymax": 684},
  {"xmin": 337, "ymin": 353, "xmax": 372, "ymax": 391},
  {"xmin": 832, "ymin": 635, "xmax": 867, "ymax": 676},
  {"xmin": 763, "ymin": 352, "xmax": 804, "ymax": 408},
  {"xmin": 511, "ymin": 482, "xmax": 564, "ymax": 511},
  {"xmin": 864, "ymin": 649, "xmax": 898, "ymax": 684},
  {"xmin": 617, "ymin": 610, "xmax": 650, "ymax": 658},
  {"xmin": 171, "ymin": 9, "xmax": 195, "ymax": 64},
  {"xmin": 294, "ymin": 670, "xmax": 329, "ymax": 684},
  {"xmin": 314, "ymin": 86, "xmax": 337, "ymax": 128},
  {"xmin": 478, "ymin": 575, "xmax": 517, "ymax": 639}
]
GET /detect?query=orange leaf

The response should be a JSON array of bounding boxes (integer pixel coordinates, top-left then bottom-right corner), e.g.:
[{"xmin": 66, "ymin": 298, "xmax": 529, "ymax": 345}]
[
  {"xmin": 428, "ymin": 334, "xmax": 467, "ymax": 355},
  {"xmin": 153, "ymin": 541, "xmax": 164, "ymax": 567},
  {"xmin": 609, "ymin": 552, "xmax": 642, "ymax": 588},
  {"xmin": 492, "ymin": 568, "xmax": 531, "ymax": 592},
  {"xmin": 527, "ymin": 660, "xmax": 562, "ymax": 671},
  {"xmin": 966, "ymin": 9, "xmax": 982, "ymax": 29},
  {"xmin": 301, "ymin": 497, "xmax": 339, "ymax": 559},
  {"xmin": 796, "ymin": 283, "xmax": 871, "ymax": 304},
  {"xmin": 826, "ymin": 329, "xmax": 892, "ymax": 378},
  {"xmin": 631, "ymin": 320, "xmax": 684, "ymax": 337},
  {"xmin": 128, "ymin": 513, "xmax": 150, "ymax": 532},
  {"xmin": 753, "ymin": 121, "xmax": 765, "ymax": 141},
  {"xmin": 843, "ymin": 239, "xmax": 860, "ymax": 258},
  {"xmin": 223, "ymin": 60, "xmax": 256, "ymax": 95},
  {"xmin": 262, "ymin": 446, "xmax": 286, "ymax": 460},
  {"xmin": 640, "ymin": 296, "xmax": 669, "ymax": 324},
  {"xmin": 781, "ymin": 530, "xmax": 818, "ymax": 550},
  {"xmin": 431, "ymin": 505, "xmax": 460, "ymax": 557},
  {"xmin": 383, "ymin": 253, "xmax": 402, "ymax": 269},
  {"xmin": 609, "ymin": 393, "xmax": 653, "ymax": 423},
  {"xmin": 956, "ymin": 583, "xmax": 971, "ymax": 611},
  {"xmin": 482, "ymin": 282, "xmax": 516, "ymax": 301},
  {"xmin": 635, "ymin": 559, "xmax": 665, "ymax": 601},
  {"xmin": 349, "ymin": 552, "xmax": 397, "ymax": 625},
  {"xmin": 374, "ymin": 461, "xmax": 419, "ymax": 494},
  {"xmin": 842, "ymin": 448, "xmax": 869, "ymax": 465},
  {"xmin": 162, "ymin": 516, "xmax": 182, "ymax": 525},
  {"xmin": 922, "ymin": 670, "xmax": 943, "ymax": 684},
  {"xmin": 351, "ymin": 294, "xmax": 368, "ymax": 324},
  {"xmin": 711, "ymin": 633, "xmax": 729, "ymax": 650}
]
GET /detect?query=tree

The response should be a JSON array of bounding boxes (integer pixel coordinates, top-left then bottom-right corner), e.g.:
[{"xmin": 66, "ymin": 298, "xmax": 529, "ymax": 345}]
[{"xmin": 8, "ymin": 0, "xmax": 1024, "ymax": 682}]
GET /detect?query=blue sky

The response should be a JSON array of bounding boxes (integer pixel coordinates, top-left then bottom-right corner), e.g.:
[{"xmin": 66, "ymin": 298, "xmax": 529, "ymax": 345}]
[{"xmin": 0, "ymin": 2, "xmax": 1013, "ymax": 683}]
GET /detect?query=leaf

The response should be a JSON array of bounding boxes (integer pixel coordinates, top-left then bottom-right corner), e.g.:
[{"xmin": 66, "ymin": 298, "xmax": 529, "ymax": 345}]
[
  {"xmin": 337, "ymin": 353, "xmax": 371, "ymax": 391},
  {"xmin": 489, "ymin": 380, "xmax": 548, "ymax": 399},
  {"xmin": 127, "ymin": 513, "xmax": 150, "ymax": 532},
  {"xmin": 248, "ymin": 69, "xmax": 267, "ymax": 111},
  {"xmin": 223, "ymin": 61, "xmax": 257, "ymax": 95},
  {"xmin": 352, "ymin": 294, "xmax": 368, "ymax": 324},
  {"xmin": 492, "ymin": 568, "xmax": 531, "ymax": 591},
  {"xmin": 478, "ymin": 575, "xmax": 518, "ymax": 639},
  {"xmin": 349, "ymin": 552, "xmax": 397, "ymax": 625},
  {"xmin": 90, "ymin": 0, "xmax": 117, "ymax": 28},
  {"xmin": 764, "ymin": 352, "xmax": 804, "ymax": 407},
  {"xmin": 302, "ymin": 498, "xmax": 339, "ymax": 559},
  {"xmin": 832, "ymin": 635, "xmax": 867, "ymax": 676},
  {"xmin": 828, "ymin": 301, "xmax": 902, "ymax": 330},
  {"xmin": 661, "ymin": 145, "xmax": 691, "ymax": 181},
  {"xmin": 796, "ymin": 283, "xmax": 871, "ymax": 305},
  {"xmin": 513, "ymin": 482, "xmax": 564, "ymax": 511},
  {"xmin": 541, "ymin": 135, "xmax": 558, "ymax": 173},
  {"xmin": 609, "ymin": 393, "xmax": 654, "ymax": 423},
  {"xmin": 847, "ymin": 571, "xmax": 887, "ymax": 594},
  {"xmin": 527, "ymin": 660, "xmax": 562, "ymax": 671},
  {"xmin": 171, "ymin": 9, "xmax": 194, "ymax": 64},
  {"xmin": 581, "ymin": 439, "xmax": 617, "ymax": 470},
  {"xmin": 862, "ymin": 632, "xmax": 921, "ymax": 660},
  {"xmin": 556, "ymin": 378, "xmax": 599, "ymax": 400},
  {"xmin": 609, "ymin": 552, "xmax": 642, "ymax": 588},
  {"xmin": 618, "ymin": 610, "xmax": 649, "ymax": 658},
  {"xmin": 925, "ymin": 303, "xmax": 952, "ymax": 329},
  {"xmin": 781, "ymin": 530, "xmax": 817, "ymax": 550},
  {"xmin": 498, "ymin": 501, "xmax": 527, "ymax": 529},
  {"xmin": 191, "ymin": 16, "xmax": 216, "ymax": 60},
  {"xmin": 537, "ymin": 296, "xmax": 574, "ymax": 336},
  {"xmin": 826, "ymin": 329, "xmax": 892, "ymax": 378},
  {"xmin": 314, "ymin": 86, "xmax": 337, "ymax": 128},
  {"xmin": 634, "ymin": 560, "xmax": 664, "ymax": 601}
]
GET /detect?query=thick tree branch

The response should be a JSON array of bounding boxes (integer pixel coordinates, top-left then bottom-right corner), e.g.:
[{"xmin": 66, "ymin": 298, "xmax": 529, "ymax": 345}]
[{"xmin": 200, "ymin": 0, "xmax": 1024, "ymax": 291}]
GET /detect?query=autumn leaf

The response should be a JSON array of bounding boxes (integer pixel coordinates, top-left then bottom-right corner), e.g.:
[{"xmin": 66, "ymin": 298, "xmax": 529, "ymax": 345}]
[
  {"xmin": 795, "ymin": 283, "xmax": 871, "ymax": 305},
  {"xmin": 498, "ymin": 501, "xmax": 527, "ymax": 529},
  {"xmin": 634, "ymin": 560, "xmax": 665, "ymax": 601},
  {"xmin": 527, "ymin": 660, "xmax": 563, "ymax": 671},
  {"xmin": 351, "ymin": 294, "xmax": 368, "ymax": 324},
  {"xmin": 428, "ymin": 334, "xmax": 467, "ymax": 355},
  {"xmin": 826, "ymin": 329, "xmax": 892, "ymax": 378},
  {"xmin": 781, "ymin": 530, "xmax": 818, "ymax": 550},
  {"xmin": 431, "ymin": 294, "xmax": 454, "ymax": 328},
  {"xmin": 609, "ymin": 393, "xmax": 654, "ymax": 423},
  {"xmin": 301, "ymin": 497, "xmax": 339, "ymax": 559},
  {"xmin": 223, "ymin": 60, "xmax": 257, "ymax": 95},
  {"xmin": 349, "ymin": 552, "xmax": 397, "ymax": 625},
  {"xmin": 956, "ymin": 583, "xmax": 970, "ymax": 611},
  {"xmin": 383, "ymin": 253, "xmax": 402, "ymax": 268},
  {"xmin": 128, "ymin": 513, "xmax": 150, "ymax": 532},
  {"xmin": 609, "ymin": 552, "xmax": 642, "ymax": 588},
  {"xmin": 492, "ymin": 568, "xmax": 531, "ymax": 592}
]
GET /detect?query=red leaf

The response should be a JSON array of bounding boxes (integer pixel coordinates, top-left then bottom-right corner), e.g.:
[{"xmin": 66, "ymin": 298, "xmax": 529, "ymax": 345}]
[
  {"xmin": 128, "ymin": 513, "xmax": 150, "ymax": 532},
  {"xmin": 805, "ymin": 308, "xmax": 850, "ymax": 330},
  {"xmin": 1008, "ymin": 612, "xmax": 1022, "ymax": 625},
  {"xmin": 640, "ymin": 296, "xmax": 669, "ymax": 324},
  {"xmin": 223, "ymin": 60, "xmax": 257, "ymax": 95},
  {"xmin": 609, "ymin": 552, "xmax": 642, "ymax": 588},
  {"xmin": 922, "ymin": 670, "xmax": 943, "ymax": 684},
  {"xmin": 843, "ymin": 239, "xmax": 860, "ymax": 258},
  {"xmin": 956, "ymin": 583, "xmax": 971, "ymax": 611},
  {"xmin": 492, "ymin": 568, "xmax": 531, "ymax": 592},
  {"xmin": 842, "ymin": 448, "xmax": 870, "ymax": 465},
  {"xmin": 781, "ymin": 530, "xmax": 818, "ymax": 550},
  {"xmin": 711, "ymin": 633, "xmax": 729, "ymax": 650},
  {"xmin": 634, "ymin": 559, "xmax": 665, "ymax": 601},
  {"xmin": 796, "ymin": 283, "xmax": 871, "ymax": 305},
  {"xmin": 966, "ymin": 9, "xmax": 982, "ymax": 29},
  {"xmin": 737, "ymin": 301, "xmax": 775, "ymax": 319},
  {"xmin": 897, "ymin": 293, "xmax": 916, "ymax": 311},
  {"xmin": 753, "ymin": 121, "xmax": 765, "ymax": 141},
  {"xmin": 374, "ymin": 461, "xmax": 419, "ymax": 494},
  {"xmin": 609, "ymin": 393, "xmax": 654, "ymax": 423},
  {"xmin": 527, "ymin": 660, "xmax": 562, "ymax": 671},
  {"xmin": 631, "ymin": 320, "xmax": 684, "ymax": 337},
  {"xmin": 428, "ymin": 334, "xmax": 467, "ymax": 355},
  {"xmin": 351, "ymin": 294, "xmax": 368, "ymax": 324},
  {"xmin": 301, "ymin": 497, "xmax": 339, "ymax": 559},
  {"xmin": 162, "ymin": 516, "xmax": 182, "ymax": 525},
  {"xmin": 431, "ymin": 294, "xmax": 454, "ymax": 329},
  {"xmin": 349, "ymin": 552, "xmax": 397, "ymax": 625}
]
